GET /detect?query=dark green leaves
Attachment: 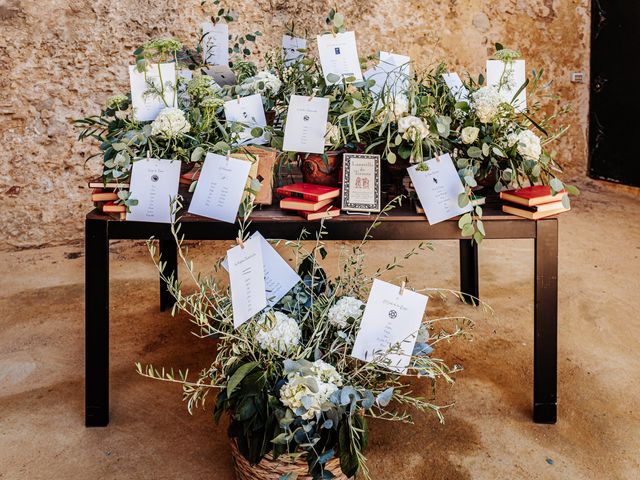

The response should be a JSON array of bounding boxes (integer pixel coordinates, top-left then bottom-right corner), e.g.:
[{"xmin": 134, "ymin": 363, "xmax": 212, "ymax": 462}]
[{"xmin": 227, "ymin": 361, "xmax": 258, "ymax": 396}]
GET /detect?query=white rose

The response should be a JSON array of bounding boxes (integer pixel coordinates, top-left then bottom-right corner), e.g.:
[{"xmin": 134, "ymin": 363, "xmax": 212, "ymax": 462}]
[
  {"xmin": 398, "ymin": 115, "xmax": 429, "ymax": 142},
  {"xmin": 460, "ymin": 126, "xmax": 480, "ymax": 144},
  {"xmin": 255, "ymin": 311, "xmax": 301, "ymax": 353},
  {"xmin": 150, "ymin": 107, "xmax": 191, "ymax": 138},
  {"xmin": 516, "ymin": 130, "xmax": 542, "ymax": 161},
  {"xmin": 327, "ymin": 296, "xmax": 365, "ymax": 328},
  {"xmin": 471, "ymin": 86, "xmax": 504, "ymax": 123}
]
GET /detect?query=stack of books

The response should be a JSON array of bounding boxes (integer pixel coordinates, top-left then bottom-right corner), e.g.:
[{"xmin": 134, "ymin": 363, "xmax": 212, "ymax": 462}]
[
  {"xmin": 89, "ymin": 178, "xmax": 129, "ymax": 220},
  {"xmin": 500, "ymin": 185, "xmax": 570, "ymax": 219},
  {"xmin": 277, "ymin": 183, "xmax": 341, "ymax": 220}
]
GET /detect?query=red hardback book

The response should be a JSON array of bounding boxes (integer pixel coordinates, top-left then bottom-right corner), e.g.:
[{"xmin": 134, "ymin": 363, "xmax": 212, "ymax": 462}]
[
  {"xmin": 499, "ymin": 185, "xmax": 567, "ymax": 207},
  {"xmin": 102, "ymin": 201, "xmax": 126, "ymax": 213},
  {"xmin": 280, "ymin": 197, "xmax": 334, "ymax": 212},
  {"xmin": 299, "ymin": 205, "xmax": 341, "ymax": 221},
  {"xmin": 276, "ymin": 183, "xmax": 340, "ymax": 202}
]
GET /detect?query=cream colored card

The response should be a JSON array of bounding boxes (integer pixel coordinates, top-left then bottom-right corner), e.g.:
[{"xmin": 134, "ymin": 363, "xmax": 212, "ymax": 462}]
[
  {"xmin": 486, "ymin": 59, "xmax": 526, "ymax": 111},
  {"xmin": 224, "ymin": 94, "xmax": 268, "ymax": 145},
  {"xmin": 316, "ymin": 31, "xmax": 363, "ymax": 84},
  {"xmin": 126, "ymin": 158, "xmax": 181, "ymax": 223},
  {"xmin": 202, "ymin": 21, "xmax": 229, "ymax": 66},
  {"xmin": 129, "ymin": 63, "xmax": 177, "ymax": 122},
  {"xmin": 282, "ymin": 94, "xmax": 330, "ymax": 154},
  {"xmin": 282, "ymin": 35, "xmax": 306, "ymax": 65},
  {"xmin": 351, "ymin": 279, "xmax": 428, "ymax": 373},
  {"xmin": 227, "ymin": 236, "xmax": 267, "ymax": 328}
]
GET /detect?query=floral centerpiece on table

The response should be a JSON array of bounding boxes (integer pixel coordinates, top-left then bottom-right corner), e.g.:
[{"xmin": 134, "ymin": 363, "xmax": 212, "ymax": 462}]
[{"xmin": 137, "ymin": 199, "xmax": 486, "ymax": 479}]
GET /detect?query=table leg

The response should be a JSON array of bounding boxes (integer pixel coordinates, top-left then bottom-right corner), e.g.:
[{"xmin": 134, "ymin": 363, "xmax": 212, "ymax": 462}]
[
  {"xmin": 533, "ymin": 219, "xmax": 558, "ymax": 423},
  {"xmin": 85, "ymin": 218, "xmax": 109, "ymax": 427},
  {"xmin": 459, "ymin": 239, "xmax": 479, "ymax": 303},
  {"xmin": 159, "ymin": 237, "xmax": 177, "ymax": 312}
]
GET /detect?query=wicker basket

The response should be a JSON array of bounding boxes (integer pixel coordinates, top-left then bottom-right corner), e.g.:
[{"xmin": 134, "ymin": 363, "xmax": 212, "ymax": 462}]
[{"xmin": 230, "ymin": 440, "xmax": 349, "ymax": 480}]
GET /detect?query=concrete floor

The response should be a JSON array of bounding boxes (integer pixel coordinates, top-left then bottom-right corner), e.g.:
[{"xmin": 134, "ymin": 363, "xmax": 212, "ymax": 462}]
[{"xmin": 1, "ymin": 180, "xmax": 639, "ymax": 479}]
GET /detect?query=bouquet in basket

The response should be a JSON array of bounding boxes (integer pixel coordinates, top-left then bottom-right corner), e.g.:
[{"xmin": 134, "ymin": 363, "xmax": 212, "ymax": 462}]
[{"xmin": 137, "ymin": 199, "xmax": 488, "ymax": 479}]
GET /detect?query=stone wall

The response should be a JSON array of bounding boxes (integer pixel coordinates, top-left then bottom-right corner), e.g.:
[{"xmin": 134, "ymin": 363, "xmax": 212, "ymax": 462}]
[{"xmin": 0, "ymin": 0, "xmax": 590, "ymax": 250}]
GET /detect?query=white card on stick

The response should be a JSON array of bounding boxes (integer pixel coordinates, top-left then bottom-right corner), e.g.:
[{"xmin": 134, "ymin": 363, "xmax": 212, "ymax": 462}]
[
  {"xmin": 317, "ymin": 31, "xmax": 363, "ymax": 84},
  {"xmin": 351, "ymin": 279, "xmax": 428, "ymax": 373},
  {"xmin": 202, "ymin": 22, "xmax": 229, "ymax": 66},
  {"xmin": 486, "ymin": 59, "xmax": 526, "ymax": 111},
  {"xmin": 222, "ymin": 232, "xmax": 301, "ymax": 306},
  {"xmin": 442, "ymin": 72, "xmax": 469, "ymax": 102},
  {"xmin": 407, "ymin": 153, "xmax": 472, "ymax": 225},
  {"xmin": 282, "ymin": 35, "xmax": 307, "ymax": 65},
  {"xmin": 126, "ymin": 158, "xmax": 181, "ymax": 223},
  {"xmin": 129, "ymin": 63, "xmax": 177, "ymax": 122},
  {"xmin": 224, "ymin": 94, "xmax": 268, "ymax": 145},
  {"xmin": 188, "ymin": 152, "xmax": 252, "ymax": 223},
  {"xmin": 282, "ymin": 94, "xmax": 330, "ymax": 154},
  {"xmin": 227, "ymin": 236, "xmax": 268, "ymax": 328}
]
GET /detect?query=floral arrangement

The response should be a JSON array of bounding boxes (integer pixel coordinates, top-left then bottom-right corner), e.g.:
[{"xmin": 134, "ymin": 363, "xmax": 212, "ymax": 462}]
[
  {"xmin": 76, "ymin": 3, "xmax": 576, "ymax": 243},
  {"xmin": 137, "ymin": 199, "xmax": 486, "ymax": 479}
]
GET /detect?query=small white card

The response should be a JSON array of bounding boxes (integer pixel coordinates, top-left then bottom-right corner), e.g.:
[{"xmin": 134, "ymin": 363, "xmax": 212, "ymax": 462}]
[
  {"xmin": 486, "ymin": 59, "xmax": 526, "ymax": 111},
  {"xmin": 282, "ymin": 94, "xmax": 330, "ymax": 154},
  {"xmin": 188, "ymin": 152, "xmax": 252, "ymax": 222},
  {"xmin": 317, "ymin": 31, "xmax": 363, "ymax": 84},
  {"xmin": 224, "ymin": 94, "xmax": 268, "ymax": 145},
  {"xmin": 442, "ymin": 72, "xmax": 469, "ymax": 102},
  {"xmin": 129, "ymin": 63, "xmax": 177, "ymax": 122},
  {"xmin": 351, "ymin": 279, "xmax": 428, "ymax": 373},
  {"xmin": 282, "ymin": 35, "xmax": 307, "ymax": 65},
  {"xmin": 202, "ymin": 22, "xmax": 229, "ymax": 66},
  {"xmin": 407, "ymin": 153, "xmax": 472, "ymax": 225},
  {"xmin": 227, "ymin": 236, "xmax": 268, "ymax": 328},
  {"xmin": 127, "ymin": 158, "xmax": 181, "ymax": 223},
  {"xmin": 222, "ymin": 232, "xmax": 301, "ymax": 306}
]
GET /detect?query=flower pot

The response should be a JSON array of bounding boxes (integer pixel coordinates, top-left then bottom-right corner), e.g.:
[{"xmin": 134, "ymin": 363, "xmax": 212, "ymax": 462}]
[
  {"xmin": 382, "ymin": 156, "xmax": 411, "ymax": 197},
  {"xmin": 230, "ymin": 440, "xmax": 349, "ymax": 480},
  {"xmin": 298, "ymin": 150, "xmax": 343, "ymax": 187},
  {"xmin": 180, "ymin": 162, "xmax": 194, "ymax": 175},
  {"xmin": 265, "ymin": 110, "xmax": 276, "ymax": 126}
]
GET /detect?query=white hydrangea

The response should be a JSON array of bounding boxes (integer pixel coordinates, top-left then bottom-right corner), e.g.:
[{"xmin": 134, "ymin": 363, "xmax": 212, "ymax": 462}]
[
  {"xmin": 324, "ymin": 123, "xmax": 340, "ymax": 145},
  {"xmin": 516, "ymin": 130, "xmax": 542, "ymax": 161},
  {"xmin": 397, "ymin": 115, "xmax": 430, "ymax": 142},
  {"xmin": 505, "ymin": 131, "xmax": 519, "ymax": 147},
  {"xmin": 150, "ymin": 107, "xmax": 190, "ymax": 137},
  {"xmin": 238, "ymin": 70, "xmax": 282, "ymax": 97},
  {"xmin": 471, "ymin": 86, "xmax": 504, "ymax": 123},
  {"xmin": 327, "ymin": 296, "xmax": 364, "ymax": 328},
  {"xmin": 460, "ymin": 126, "xmax": 480, "ymax": 144},
  {"xmin": 255, "ymin": 311, "xmax": 301, "ymax": 353},
  {"xmin": 280, "ymin": 360, "xmax": 343, "ymax": 420}
]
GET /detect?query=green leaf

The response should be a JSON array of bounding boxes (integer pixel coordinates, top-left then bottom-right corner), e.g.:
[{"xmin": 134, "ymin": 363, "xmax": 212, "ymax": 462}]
[
  {"xmin": 250, "ymin": 127, "xmax": 263, "ymax": 138},
  {"xmin": 464, "ymin": 175, "xmax": 477, "ymax": 187},
  {"xmin": 458, "ymin": 213, "xmax": 472, "ymax": 228},
  {"xmin": 467, "ymin": 146, "xmax": 483, "ymax": 158},
  {"xmin": 338, "ymin": 422, "xmax": 359, "ymax": 477},
  {"xmin": 386, "ymin": 151, "xmax": 397, "ymax": 164},
  {"xmin": 461, "ymin": 223, "xmax": 474, "ymax": 237},
  {"xmin": 326, "ymin": 73, "xmax": 341, "ymax": 84},
  {"xmin": 562, "ymin": 195, "xmax": 571, "ymax": 209},
  {"xmin": 477, "ymin": 219, "xmax": 486, "ymax": 235},
  {"xmin": 482, "ymin": 143, "xmax": 490, "ymax": 157},
  {"xmin": 492, "ymin": 146, "xmax": 506, "ymax": 158},
  {"xmin": 458, "ymin": 192, "xmax": 470, "ymax": 207},
  {"xmin": 226, "ymin": 361, "xmax": 258, "ymax": 396},
  {"xmin": 549, "ymin": 177, "xmax": 564, "ymax": 193},
  {"xmin": 473, "ymin": 231, "xmax": 484, "ymax": 244},
  {"xmin": 565, "ymin": 184, "xmax": 580, "ymax": 196},
  {"xmin": 191, "ymin": 146, "xmax": 205, "ymax": 163},
  {"xmin": 333, "ymin": 13, "xmax": 344, "ymax": 27}
]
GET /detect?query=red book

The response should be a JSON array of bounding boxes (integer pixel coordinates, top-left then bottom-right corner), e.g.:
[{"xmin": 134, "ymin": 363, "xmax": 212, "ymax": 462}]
[
  {"xmin": 280, "ymin": 197, "xmax": 334, "ymax": 212},
  {"xmin": 91, "ymin": 188, "xmax": 118, "ymax": 202},
  {"xmin": 276, "ymin": 183, "xmax": 340, "ymax": 202},
  {"xmin": 102, "ymin": 201, "xmax": 126, "ymax": 213},
  {"xmin": 499, "ymin": 185, "xmax": 567, "ymax": 207},
  {"xmin": 299, "ymin": 205, "xmax": 341, "ymax": 221}
]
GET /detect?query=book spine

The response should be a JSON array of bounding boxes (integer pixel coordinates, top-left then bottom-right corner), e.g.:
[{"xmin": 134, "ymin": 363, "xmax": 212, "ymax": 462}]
[{"xmin": 276, "ymin": 188, "xmax": 314, "ymax": 201}]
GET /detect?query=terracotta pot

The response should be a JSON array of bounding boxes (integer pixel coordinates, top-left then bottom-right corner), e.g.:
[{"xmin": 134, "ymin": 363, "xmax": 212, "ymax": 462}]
[
  {"xmin": 265, "ymin": 110, "xmax": 276, "ymax": 127},
  {"xmin": 180, "ymin": 162, "xmax": 193, "ymax": 175},
  {"xmin": 298, "ymin": 150, "xmax": 343, "ymax": 187}
]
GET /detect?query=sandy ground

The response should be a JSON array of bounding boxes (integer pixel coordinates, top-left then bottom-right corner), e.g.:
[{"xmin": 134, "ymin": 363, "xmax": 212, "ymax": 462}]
[{"xmin": 1, "ymin": 180, "xmax": 639, "ymax": 480}]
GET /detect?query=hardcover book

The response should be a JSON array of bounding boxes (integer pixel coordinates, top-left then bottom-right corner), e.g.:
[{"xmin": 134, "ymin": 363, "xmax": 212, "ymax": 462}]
[
  {"xmin": 502, "ymin": 202, "xmax": 570, "ymax": 220},
  {"xmin": 299, "ymin": 204, "xmax": 341, "ymax": 220},
  {"xmin": 280, "ymin": 196, "xmax": 334, "ymax": 212},
  {"xmin": 500, "ymin": 185, "xmax": 567, "ymax": 207},
  {"xmin": 276, "ymin": 183, "xmax": 340, "ymax": 202}
]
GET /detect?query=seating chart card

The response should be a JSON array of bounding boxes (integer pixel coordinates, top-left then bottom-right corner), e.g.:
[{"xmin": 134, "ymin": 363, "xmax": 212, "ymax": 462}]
[
  {"xmin": 486, "ymin": 59, "xmax": 527, "ymax": 111},
  {"xmin": 227, "ymin": 236, "xmax": 268, "ymax": 328},
  {"xmin": 126, "ymin": 158, "xmax": 181, "ymax": 223},
  {"xmin": 316, "ymin": 31, "xmax": 363, "ymax": 84},
  {"xmin": 129, "ymin": 63, "xmax": 177, "ymax": 122},
  {"xmin": 282, "ymin": 94, "xmax": 330, "ymax": 154}
]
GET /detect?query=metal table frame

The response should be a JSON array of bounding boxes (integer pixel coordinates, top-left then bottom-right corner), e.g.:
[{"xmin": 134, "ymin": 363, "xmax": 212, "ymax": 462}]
[{"xmin": 85, "ymin": 206, "xmax": 558, "ymax": 426}]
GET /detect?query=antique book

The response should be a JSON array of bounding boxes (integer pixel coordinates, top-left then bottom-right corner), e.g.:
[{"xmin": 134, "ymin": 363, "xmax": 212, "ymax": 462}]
[
  {"xmin": 502, "ymin": 202, "xmax": 570, "ymax": 220},
  {"xmin": 241, "ymin": 146, "xmax": 278, "ymax": 205},
  {"xmin": 499, "ymin": 185, "xmax": 567, "ymax": 207},
  {"xmin": 91, "ymin": 189, "xmax": 118, "ymax": 202},
  {"xmin": 299, "ymin": 204, "xmax": 341, "ymax": 220},
  {"xmin": 88, "ymin": 177, "xmax": 130, "ymax": 189},
  {"xmin": 102, "ymin": 201, "xmax": 126, "ymax": 213},
  {"xmin": 280, "ymin": 197, "xmax": 334, "ymax": 212},
  {"xmin": 276, "ymin": 183, "xmax": 340, "ymax": 202}
]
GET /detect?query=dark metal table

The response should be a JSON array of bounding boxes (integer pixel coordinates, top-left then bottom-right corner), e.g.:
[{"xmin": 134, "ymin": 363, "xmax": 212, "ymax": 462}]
[{"xmin": 85, "ymin": 205, "xmax": 558, "ymax": 426}]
